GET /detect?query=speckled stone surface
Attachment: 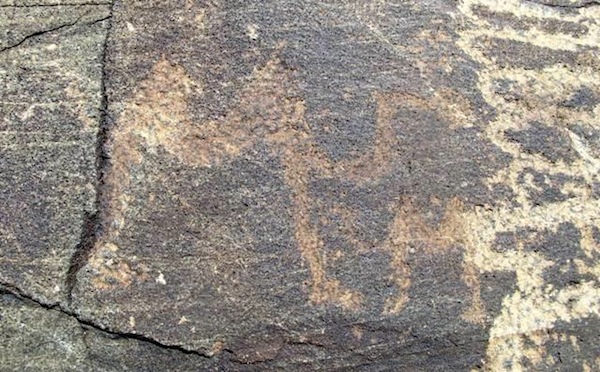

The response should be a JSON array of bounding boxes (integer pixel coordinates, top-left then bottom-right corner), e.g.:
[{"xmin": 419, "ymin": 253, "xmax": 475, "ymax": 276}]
[
  {"xmin": 1, "ymin": 0, "xmax": 599, "ymax": 370},
  {"xmin": 0, "ymin": 3, "xmax": 110, "ymax": 304}
]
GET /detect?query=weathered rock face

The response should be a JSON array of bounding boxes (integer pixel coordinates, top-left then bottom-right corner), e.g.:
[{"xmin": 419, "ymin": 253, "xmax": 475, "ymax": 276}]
[
  {"xmin": 0, "ymin": 291, "xmax": 222, "ymax": 371},
  {"xmin": 1, "ymin": 0, "xmax": 600, "ymax": 370},
  {"xmin": 0, "ymin": 3, "xmax": 110, "ymax": 304}
]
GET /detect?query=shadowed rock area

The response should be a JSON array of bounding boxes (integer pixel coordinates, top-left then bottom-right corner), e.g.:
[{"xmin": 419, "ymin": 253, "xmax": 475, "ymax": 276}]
[{"xmin": 1, "ymin": 0, "xmax": 599, "ymax": 370}]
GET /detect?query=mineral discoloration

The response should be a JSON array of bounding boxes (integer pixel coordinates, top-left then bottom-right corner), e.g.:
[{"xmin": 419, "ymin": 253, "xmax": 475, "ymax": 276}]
[{"xmin": 456, "ymin": 0, "xmax": 600, "ymax": 369}]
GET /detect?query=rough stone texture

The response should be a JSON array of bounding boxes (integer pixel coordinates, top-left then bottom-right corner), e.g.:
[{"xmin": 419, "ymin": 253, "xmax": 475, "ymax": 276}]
[
  {"xmin": 1, "ymin": 0, "xmax": 600, "ymax": 370},
  {"xmin": 0, "ymin": 1, "xmax": 111, "ymax": 5},
  {"xmin": 0, "ymin": 291, "xmax": 223, "ymax": 371},
  {"xmin": 0, "ymin": 4, "xmax": 110, "ymax": 304},
  {"xmin": 528, "ymin": 0, "xmax": 600, "ymax": 8}
]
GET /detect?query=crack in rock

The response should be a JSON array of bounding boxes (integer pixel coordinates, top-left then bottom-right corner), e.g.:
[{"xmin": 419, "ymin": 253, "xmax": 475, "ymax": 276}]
[
  {"xmin": 65, "ymin": 0, "xmax": 115, "ymax": 305},
  {"xmin": 0, "ymin": 282, "xmax": 213, "ymax": 358},
  {"xmin": 0, "ymin": 13, "xmax": 111, "ymax": 53}
]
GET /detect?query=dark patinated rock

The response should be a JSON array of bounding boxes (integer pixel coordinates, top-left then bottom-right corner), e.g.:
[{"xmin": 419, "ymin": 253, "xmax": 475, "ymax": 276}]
[{"xmin": 1, "ymin": 0, "xmax": 599, "ymax": 370}]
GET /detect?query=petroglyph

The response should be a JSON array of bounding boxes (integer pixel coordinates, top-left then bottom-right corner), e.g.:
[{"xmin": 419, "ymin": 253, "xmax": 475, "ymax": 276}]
[
  {"xmin": 87, "ymin": 57, "xmax": 198, "ymax": 290},
  {"xmin": 85, "ymin": 4, "xmax": 599, "ymax": 364},
  {"xmin": 94, "ymin": 46, "xmax": 471, "ymax": 311},
  {"xmin": 381, "ymin": 197, "xmax": 466, "ymax": 314},
  {"xmin": 455, "ymin": 0, "xmax": 600, "ymax": 369}
]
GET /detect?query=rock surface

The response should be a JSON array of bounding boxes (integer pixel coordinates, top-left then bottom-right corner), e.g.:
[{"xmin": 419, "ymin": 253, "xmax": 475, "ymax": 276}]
[
  {"xmin": 0, "ymin": 2, "xmax": 110, "ymax": 305},
  {"xmin": 1, "ymin": 0, "xmax": 599, "ymax": 370}
]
